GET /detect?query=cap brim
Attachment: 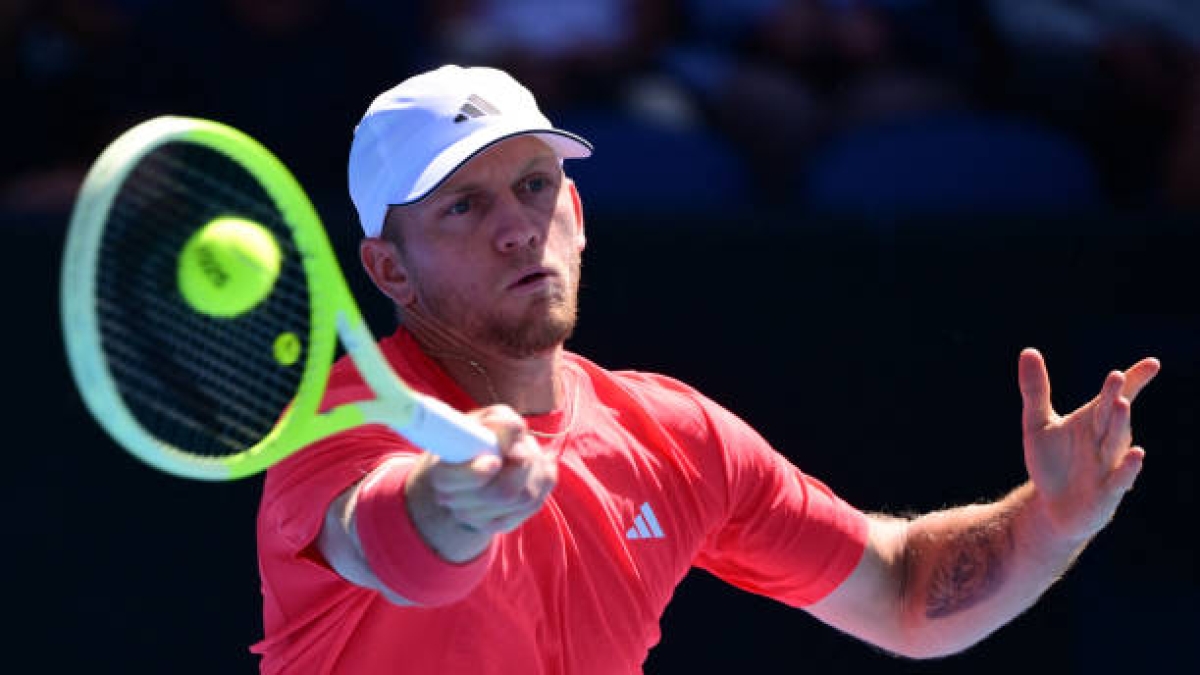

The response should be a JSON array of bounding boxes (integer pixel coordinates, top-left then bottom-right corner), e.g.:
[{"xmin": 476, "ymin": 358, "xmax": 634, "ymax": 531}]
[{"xmin": 395, "ymin": 124, "xmax": 593, "ymax": 206}]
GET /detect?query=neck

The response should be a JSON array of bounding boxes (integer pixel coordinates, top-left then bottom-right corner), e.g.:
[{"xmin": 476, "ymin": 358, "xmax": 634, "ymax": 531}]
[{"xmin": 401, "ymin": 307, "xmax": 565, "ymax": 415}]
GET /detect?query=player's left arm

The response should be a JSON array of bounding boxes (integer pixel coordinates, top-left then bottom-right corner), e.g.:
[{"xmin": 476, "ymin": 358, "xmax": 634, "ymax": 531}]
[{"xmin": 804, "ymin": 349, "xmax": 1160, "ymax": 658}]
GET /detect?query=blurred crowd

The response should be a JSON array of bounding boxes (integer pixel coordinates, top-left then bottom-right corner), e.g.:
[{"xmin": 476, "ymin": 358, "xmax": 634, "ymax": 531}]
[{"xmin": 4, "ymin": 0, "xmax": 1199, "ymax": 222}]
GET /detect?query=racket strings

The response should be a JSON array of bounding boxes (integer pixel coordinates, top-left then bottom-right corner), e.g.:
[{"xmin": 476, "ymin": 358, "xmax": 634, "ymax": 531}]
[{"xmin": 96, "ymin": 142, "xmax": 312, "ymax": 457}]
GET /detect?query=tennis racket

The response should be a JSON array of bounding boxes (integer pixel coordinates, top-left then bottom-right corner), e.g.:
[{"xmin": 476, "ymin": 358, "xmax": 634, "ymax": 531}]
[{"xmin": 61, "ymin": 116, "xmax": 498, "ymax": 481}]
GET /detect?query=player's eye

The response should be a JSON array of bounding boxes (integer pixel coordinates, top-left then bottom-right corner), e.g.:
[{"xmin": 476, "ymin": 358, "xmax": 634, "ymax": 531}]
[
  {"xmin": 520, "ymin": 172, "xmax": 558, "ymax": 198},
  {"xmin": 446, "ymin": 197, "xmax": 472, "ymax": 216}
]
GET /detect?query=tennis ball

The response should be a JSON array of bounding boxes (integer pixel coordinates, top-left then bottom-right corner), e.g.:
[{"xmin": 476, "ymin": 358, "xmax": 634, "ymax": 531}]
[{"xmin": 178, "ymin": 216, "xmax": 281, "ymax": 318}]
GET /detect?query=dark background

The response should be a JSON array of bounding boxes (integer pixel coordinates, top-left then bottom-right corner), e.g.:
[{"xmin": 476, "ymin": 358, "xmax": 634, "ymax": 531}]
[{"xmin": 6, "ymin": 0, "xmax": 1197, "ymax": 672}]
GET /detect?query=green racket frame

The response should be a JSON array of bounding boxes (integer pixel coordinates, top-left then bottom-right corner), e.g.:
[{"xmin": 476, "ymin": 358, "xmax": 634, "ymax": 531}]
[{"xmin": 62, "ymin": 117, "xmax": 492, "ymax": 480}]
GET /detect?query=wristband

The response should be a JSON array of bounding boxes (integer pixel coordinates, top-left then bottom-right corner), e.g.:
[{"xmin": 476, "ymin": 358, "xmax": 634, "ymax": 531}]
[{"xmin": 355, "ymin": 458, "xmax": 494, "ymax": 606}]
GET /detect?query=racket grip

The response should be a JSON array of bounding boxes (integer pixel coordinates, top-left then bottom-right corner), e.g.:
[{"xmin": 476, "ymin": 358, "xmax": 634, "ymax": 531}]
[{"xmin": 399, "ymin": 395, "xmax": 500, "ymax": 463}]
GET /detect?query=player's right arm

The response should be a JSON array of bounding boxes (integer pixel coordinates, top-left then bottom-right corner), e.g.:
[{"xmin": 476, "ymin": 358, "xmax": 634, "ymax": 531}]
[{"xmin": 316, "ymin": 405, "xmax": 559, "ymax": 605}]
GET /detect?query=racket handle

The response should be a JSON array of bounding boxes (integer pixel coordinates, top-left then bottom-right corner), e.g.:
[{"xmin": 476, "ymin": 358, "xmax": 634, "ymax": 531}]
[{"xmin": 399, "ymin": 395, "xmax": 500, "ymax": 463}]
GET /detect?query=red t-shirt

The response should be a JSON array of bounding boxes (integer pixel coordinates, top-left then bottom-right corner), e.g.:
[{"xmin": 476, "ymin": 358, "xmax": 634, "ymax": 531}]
[{"xmin": 252, "ymin": 328, "xmax": 868, "ymax": 674}]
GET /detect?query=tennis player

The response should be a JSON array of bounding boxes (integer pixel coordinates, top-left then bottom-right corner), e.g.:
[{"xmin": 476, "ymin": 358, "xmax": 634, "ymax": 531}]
[{"xmin": 252, "ymin": 65, "xmax": 1160, "ymax": 673}]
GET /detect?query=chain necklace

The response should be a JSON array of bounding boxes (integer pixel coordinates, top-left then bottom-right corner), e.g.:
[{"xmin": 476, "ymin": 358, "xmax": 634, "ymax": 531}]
[{"xmin": 426, "ymin": 351, "xmax": 577, "ymax": 440}]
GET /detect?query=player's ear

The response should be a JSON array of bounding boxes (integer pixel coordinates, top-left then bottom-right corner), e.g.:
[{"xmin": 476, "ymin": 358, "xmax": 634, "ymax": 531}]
[
  {"xmin": 360, "ymin": 236, "xmax": 415, "ymax": 306},
  {"xmin": 567, "ymin": 178, "xmax": 586, "ymax": 251}
]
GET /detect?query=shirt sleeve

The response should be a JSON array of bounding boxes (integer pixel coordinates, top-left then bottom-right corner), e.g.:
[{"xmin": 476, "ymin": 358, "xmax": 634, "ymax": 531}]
[
  {"xmin": 255, "ymin": 383, "xmax": 420, "ymax": 658},
  {"xmin": 260, "ymin": 427, "xmax": 412, "ymax": 555},
  {"xmin": 691, "ymin": 395, "xmax": 870, "ymax": 607}
]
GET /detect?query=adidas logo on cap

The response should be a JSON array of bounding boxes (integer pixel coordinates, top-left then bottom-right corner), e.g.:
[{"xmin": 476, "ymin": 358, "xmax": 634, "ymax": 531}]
[{"xmin": 454, "ymin": 94, "xmax": 500, "ymax": 123}]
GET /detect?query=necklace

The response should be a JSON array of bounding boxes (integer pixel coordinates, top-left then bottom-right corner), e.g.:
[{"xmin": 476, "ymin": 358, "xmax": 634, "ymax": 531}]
[
  {"xmin": 425, "ymin": 351, "xmax": 577, "ymax": 440},
  {"xmin": 526, "ymin": 387, "xmax": 576, "ymax": 440}
]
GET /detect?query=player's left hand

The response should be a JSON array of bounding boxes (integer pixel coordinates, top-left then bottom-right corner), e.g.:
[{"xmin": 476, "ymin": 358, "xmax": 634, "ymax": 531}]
[{"xmin": 1018, "ymin": 348, "xmax": 1160, "ymax": 543}]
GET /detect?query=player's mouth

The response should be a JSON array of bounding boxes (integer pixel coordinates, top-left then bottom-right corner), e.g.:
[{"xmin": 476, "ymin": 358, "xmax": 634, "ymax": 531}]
[{"xmin": 506, "ymin": 266, "xmax": 557, "ymax": 293}]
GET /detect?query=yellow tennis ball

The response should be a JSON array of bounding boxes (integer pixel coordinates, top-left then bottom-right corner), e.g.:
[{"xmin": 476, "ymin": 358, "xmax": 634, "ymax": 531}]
[{"xmin": 177, "ymin": 216, "xmax": 281, "ymax": 318}]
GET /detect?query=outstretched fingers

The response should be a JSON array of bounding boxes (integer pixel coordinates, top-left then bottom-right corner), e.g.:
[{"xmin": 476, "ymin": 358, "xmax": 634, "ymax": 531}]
[
  {"xmin": 1098, "ymin": 394, "xmax": 1134, "ymax": 471},
  {"xmin": 1121, "ymin": 357, "xmax": 1161, "ymax": 403},
  {"xmin": 1019, "ymin": 348, "xmax": 1055, "ymax": 432},
  {"xmin": 1105, "ymin": 446, "xmax": 1146, "ymax": 496},
  {"xmin": 1095, "ymin": 356, "xmax": 1158, "ymax": 477},
  {"xmin": 1092, "ymin": 370, "xmax": 1125, "ymax": 438}
]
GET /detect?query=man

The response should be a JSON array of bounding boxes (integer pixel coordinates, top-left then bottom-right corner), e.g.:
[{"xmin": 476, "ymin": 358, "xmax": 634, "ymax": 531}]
[{"xmin": 252, "ymin": 65, "xmax": 1160, "ymax": 673}]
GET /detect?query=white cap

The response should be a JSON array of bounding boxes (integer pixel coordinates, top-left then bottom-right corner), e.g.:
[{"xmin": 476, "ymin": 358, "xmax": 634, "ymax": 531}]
[{"xmin": 348, "ymin": 65, "xmax": 593, "ymax": 237}]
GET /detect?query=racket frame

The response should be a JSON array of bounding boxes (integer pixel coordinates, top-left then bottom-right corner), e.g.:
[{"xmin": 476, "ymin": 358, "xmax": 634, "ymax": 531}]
[{"xmin": 62, "ymin": 117, "xmax": 495, "ymax": 481}]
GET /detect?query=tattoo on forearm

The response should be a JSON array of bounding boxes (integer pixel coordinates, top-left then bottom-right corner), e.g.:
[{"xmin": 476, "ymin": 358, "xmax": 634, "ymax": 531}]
[{"xmin": 925, "ymin": 520, "xmax": 1014, "ymax": 619}]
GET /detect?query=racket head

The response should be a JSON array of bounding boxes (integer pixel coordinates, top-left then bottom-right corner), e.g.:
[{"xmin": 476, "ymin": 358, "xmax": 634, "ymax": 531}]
[{"xmin": 60, "ymin": 116, "xmax": 368, "ymax": 480}]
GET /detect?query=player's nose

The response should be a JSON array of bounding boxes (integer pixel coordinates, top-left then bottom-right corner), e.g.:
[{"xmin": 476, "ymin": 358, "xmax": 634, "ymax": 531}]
[{"xmin": 491, "ymin": 193, "xmax": 542, "ymax": 253}]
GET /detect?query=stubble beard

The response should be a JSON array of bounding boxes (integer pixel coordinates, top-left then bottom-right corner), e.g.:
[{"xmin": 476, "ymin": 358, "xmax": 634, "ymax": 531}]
[
  {"xmin": 483, "ymin": 289, "xmax": 577, "ymax": 359},
  {"xmin": 414, "ymin": 257, "xmax": 581, "ymax": 360}
]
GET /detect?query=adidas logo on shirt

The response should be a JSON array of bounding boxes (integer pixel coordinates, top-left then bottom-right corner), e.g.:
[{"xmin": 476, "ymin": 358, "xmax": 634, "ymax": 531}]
[{"xmin": 625, "ymin": 502, "xmax": 665, "ymax": 540}]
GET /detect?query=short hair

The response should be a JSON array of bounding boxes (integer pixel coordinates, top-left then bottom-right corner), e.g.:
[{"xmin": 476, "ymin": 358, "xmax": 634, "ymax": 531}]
[{"xmin": 379, "ymin": 205, "xmax": 408, "ymax": 252}]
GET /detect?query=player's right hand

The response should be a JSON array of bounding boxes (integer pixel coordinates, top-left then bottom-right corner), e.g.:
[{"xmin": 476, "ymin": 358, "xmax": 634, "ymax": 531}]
[{"xmin": 406, "ymin": 405, "xmax": 559, "ymax": 560}]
